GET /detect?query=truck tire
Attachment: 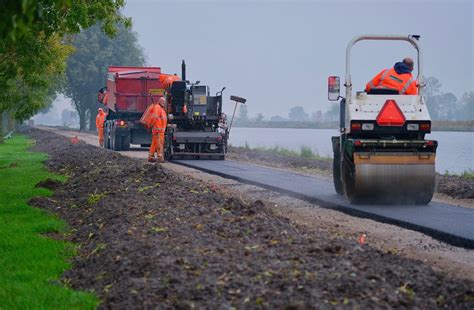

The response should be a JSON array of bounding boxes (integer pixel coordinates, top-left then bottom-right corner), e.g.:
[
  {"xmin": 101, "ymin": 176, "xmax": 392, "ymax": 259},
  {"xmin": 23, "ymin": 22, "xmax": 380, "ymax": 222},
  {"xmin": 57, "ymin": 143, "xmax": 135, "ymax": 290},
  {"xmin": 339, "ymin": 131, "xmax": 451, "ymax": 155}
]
[
  {"xmin": 111, "ymin": 127, "xmax": 122, "ymax": 151},
  {"xmin": 164, "ymin": 131, "xmax": 173, "ymax": 160},
  {"xmin": 110, "ymin": 131, "xmax": 115, "ymax": 150},
  {"xmin": 333, "ymin": 142, "xmax": 343, "ymax": 195},
  {"xmin": 121, "ymin": 134, "xmax": 130, "ymax": 151},
  {"xmin": 104, "ymin": 123, "xmax": 110, "ymax": 149}
]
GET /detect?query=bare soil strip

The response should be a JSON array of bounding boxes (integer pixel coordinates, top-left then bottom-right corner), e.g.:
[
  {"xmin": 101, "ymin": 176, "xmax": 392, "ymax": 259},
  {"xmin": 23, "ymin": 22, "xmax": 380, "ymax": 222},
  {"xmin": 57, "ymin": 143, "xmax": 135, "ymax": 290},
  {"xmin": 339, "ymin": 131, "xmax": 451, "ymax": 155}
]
[
  {"xmin": 28, "ymin": 129, "xmax": 473, "ymax": 308},
  {"xmin": 163, "ymin": 164, "xmax": 474, "ymax": 282}
]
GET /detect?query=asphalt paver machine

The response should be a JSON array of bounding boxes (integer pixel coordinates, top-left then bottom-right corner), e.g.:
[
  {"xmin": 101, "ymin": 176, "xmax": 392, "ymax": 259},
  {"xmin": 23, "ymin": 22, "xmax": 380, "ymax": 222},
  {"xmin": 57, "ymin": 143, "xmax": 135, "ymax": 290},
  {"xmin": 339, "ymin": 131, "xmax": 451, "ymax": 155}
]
[
  {"xmin": 329, "ymin": 35, "xmax": 437, "ymax": 204},
  {"xmin": 165, "ymin": 61, "xmax": 246, "ymax": 160}
]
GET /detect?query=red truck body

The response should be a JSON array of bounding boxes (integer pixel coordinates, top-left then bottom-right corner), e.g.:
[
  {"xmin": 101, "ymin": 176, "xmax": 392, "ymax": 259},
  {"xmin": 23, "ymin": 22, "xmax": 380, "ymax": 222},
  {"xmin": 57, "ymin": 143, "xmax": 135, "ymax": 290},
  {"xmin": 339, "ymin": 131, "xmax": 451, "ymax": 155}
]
[
  {"xmin": 100, "ymin": 66, "xmax": 166, "ymax": 151},
  {"xmin": 105, "ymin": 66, "xmax": 164, "ymax": 113}
]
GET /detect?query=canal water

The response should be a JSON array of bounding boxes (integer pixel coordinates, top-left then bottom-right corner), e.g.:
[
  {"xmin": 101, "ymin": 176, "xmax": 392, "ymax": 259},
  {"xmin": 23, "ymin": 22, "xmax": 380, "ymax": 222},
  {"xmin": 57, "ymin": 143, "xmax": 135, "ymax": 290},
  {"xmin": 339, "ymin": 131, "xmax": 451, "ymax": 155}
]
[{"xmin": 230, "ymin": 127, "xmax": 474, "ymax": 175}]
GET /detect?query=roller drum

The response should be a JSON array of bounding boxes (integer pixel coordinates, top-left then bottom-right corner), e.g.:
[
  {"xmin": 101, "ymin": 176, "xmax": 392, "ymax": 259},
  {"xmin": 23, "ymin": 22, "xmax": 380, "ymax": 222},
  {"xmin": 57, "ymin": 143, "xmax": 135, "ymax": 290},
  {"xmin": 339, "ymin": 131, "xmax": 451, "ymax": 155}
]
[{"xmin": 343, "ymin": 152, "xmax": 436, "ymax": 204}]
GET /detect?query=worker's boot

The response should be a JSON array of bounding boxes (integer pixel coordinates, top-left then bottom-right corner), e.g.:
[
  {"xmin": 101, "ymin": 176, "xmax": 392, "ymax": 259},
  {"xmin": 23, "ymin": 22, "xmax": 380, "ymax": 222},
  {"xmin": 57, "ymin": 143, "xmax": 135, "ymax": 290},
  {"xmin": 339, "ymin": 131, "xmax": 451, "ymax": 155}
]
[{"xmin": 148, "ymin": 156, "xmax": 157, "ymax": 163}]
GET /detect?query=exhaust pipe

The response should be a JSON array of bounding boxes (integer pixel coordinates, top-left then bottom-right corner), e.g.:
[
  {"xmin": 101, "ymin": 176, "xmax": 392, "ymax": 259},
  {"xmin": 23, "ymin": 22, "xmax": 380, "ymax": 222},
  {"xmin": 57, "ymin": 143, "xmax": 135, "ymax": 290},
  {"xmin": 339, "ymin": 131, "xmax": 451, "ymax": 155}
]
[{"xmin": 181, "ymin": 60, "xmax": 186, "ymax": 81}]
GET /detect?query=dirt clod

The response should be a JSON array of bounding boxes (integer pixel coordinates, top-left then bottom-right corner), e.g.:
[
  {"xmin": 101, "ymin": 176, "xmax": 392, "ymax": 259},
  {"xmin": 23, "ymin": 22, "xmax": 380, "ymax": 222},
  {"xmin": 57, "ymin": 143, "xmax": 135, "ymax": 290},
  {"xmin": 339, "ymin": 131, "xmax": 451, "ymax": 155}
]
[{"xmin": 35, "ymin": 178, "xmax": 62, "ymax": 190}]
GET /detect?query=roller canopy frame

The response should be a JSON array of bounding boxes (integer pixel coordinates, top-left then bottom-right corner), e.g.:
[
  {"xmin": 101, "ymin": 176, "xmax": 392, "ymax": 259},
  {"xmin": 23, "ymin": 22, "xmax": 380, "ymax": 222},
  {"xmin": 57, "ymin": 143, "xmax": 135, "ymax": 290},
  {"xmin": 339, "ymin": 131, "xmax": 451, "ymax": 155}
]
[{"xmin": 345, "ymin": 35, "xmax": 424, "ymax": 104}]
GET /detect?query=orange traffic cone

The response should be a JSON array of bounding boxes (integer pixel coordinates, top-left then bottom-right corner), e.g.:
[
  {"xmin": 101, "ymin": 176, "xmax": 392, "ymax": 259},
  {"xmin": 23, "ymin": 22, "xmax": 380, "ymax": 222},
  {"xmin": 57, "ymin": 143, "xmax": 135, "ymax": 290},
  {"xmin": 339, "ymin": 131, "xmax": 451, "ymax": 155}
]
[{"xmin": 71, "ymin": 136, "xmax": 79, "ymax": 144}]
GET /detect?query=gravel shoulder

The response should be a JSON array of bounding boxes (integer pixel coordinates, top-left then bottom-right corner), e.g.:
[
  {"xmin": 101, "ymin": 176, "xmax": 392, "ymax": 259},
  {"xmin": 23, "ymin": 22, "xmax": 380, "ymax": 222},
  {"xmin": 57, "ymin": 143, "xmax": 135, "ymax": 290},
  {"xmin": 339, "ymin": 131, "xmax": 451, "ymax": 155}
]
[
  {"xmin": 227, "ymin": 146, "xmax": 474, "ymax": 208},
  {"xmin": 27, "ymin": 128, "xmax": 474, "ymax": 308}
]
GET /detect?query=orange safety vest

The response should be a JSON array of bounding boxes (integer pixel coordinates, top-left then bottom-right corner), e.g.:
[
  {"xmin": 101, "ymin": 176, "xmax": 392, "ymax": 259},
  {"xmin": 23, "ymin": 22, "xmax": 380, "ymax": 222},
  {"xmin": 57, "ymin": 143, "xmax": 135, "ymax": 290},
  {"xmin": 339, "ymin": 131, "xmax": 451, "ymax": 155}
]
[
  {"xmin": 140, "ymin": 103, "xmax": 167, "ymax": 133},
  {"xmin": 96, "ymin": 111, "xmax": 106, "ymax": 129},
  {"xmin": 366, "ymin": 68, "xmax": 417, "ymax": 95},
  {"xmin": 159, "ymin": 74, "xmax": 180, "ymax": 89}
]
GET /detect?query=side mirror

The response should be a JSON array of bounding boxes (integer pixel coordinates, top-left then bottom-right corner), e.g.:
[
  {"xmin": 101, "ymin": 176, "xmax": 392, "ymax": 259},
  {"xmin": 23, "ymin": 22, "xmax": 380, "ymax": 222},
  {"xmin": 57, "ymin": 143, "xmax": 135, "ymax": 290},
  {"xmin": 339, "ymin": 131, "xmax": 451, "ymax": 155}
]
[{"xmin": 328, "ymin": 76, "xmax": 340, "ymax": 101}]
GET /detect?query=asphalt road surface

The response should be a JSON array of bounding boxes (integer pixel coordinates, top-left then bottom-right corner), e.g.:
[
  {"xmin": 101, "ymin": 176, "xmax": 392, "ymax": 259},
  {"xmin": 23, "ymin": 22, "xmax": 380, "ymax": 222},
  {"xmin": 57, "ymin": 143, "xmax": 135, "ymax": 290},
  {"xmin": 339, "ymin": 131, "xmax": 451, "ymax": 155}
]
[{"xmin": 35, "ymin": 127, "xmax": 474, "ymax": 248}]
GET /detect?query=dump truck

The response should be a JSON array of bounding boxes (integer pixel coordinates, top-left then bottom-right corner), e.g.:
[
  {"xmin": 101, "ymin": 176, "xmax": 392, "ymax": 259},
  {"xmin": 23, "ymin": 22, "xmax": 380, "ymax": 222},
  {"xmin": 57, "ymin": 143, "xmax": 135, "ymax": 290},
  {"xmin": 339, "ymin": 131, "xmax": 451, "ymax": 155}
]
[
  {"xmin": 98, "ymin": 63, "xmax": 246, "ymax": 158},
  {"xmin": 329, "ymin": 35, "xmax": 437, "ymax": 204},
  {"xmin": 98, "ymin": 66, "xmax": 163, "ymax": 151},
  {"xmin": 164, "ymin": 60, "xmax": 246, "ymax": 160}
]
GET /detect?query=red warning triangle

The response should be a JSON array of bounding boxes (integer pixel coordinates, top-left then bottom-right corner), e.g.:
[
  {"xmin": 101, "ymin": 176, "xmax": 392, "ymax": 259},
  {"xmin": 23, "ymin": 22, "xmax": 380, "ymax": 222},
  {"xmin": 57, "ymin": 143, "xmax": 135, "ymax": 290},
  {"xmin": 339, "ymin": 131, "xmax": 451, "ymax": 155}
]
[{"xmin": 376, "ymin": 100, "xmax": 406, "ymax": 126}]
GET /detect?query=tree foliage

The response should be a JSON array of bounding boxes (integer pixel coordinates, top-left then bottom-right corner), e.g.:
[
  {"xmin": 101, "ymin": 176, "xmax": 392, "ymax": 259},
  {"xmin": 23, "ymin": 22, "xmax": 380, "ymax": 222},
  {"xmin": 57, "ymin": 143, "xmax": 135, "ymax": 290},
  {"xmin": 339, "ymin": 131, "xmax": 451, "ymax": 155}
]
[
  {"xmin": 0, "ymin": 34, "xmax": 72, "ymax": 120},
  {"xmin": 424, "ymin": 77, "xmax": 472, "ymax": 121},
  {"xmin": 63, "ymin": 23, "xmax": 145, "ymax": 130},
  {"xmin": 0, "ymin": 0, "xmax": 129, "ymax": 125},
  {"xmin": 288, "ymin": 106, "xmax": 309, "ymax": 121},
  {"xmin": 0, "ymin": 0, "xmax": 130, "ymax": 40},
  {"xmin": 238, "ymin": 105, "xmax": 249, "ymax": 121},
  {"xmin": 458, "ymin": 91, "xmax": 474, "ymax": 121}
]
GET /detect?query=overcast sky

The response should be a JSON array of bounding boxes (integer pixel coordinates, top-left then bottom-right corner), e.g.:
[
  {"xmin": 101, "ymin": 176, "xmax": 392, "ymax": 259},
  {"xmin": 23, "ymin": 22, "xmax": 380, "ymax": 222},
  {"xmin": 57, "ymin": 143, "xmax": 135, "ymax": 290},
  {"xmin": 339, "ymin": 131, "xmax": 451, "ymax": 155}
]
[{"xmin": 122, "ymin": 0, "xmax": 473, "ymax": 118}]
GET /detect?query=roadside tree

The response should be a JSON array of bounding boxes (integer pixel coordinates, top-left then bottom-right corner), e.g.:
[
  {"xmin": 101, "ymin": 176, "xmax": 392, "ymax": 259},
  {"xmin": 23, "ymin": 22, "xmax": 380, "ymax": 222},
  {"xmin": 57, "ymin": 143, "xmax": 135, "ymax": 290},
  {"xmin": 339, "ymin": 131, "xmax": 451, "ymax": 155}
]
[
  {"xmin": 63, "ymin": 24, "xmax": 145, "ymax": 130},
  {"xmin": 0, "ymin": 0, "xmax": 129, "ymax": 141}
]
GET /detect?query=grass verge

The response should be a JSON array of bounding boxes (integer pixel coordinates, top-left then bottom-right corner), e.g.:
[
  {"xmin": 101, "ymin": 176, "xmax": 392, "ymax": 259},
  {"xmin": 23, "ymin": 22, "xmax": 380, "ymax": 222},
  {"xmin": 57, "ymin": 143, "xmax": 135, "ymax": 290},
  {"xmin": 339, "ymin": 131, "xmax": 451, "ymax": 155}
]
[
  {"xmin": 0, "ymin": 135, "xmax": 97, "ymax": 309},
  {"xmin": 460, "ymin": 169, "xmax": 474, "ymax": 179},
  {"xmin": 242, "ymin": 142, "xmax": 331, "ymax": 161}
]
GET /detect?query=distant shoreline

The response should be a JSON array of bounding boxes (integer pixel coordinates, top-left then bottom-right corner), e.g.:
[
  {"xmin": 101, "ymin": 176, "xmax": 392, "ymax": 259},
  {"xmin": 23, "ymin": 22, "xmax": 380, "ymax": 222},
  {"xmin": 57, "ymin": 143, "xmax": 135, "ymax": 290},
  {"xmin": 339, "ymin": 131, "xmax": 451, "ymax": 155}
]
[{"xmin": 233, "ymin": 120, "xmax": 474, "ymax": 132}]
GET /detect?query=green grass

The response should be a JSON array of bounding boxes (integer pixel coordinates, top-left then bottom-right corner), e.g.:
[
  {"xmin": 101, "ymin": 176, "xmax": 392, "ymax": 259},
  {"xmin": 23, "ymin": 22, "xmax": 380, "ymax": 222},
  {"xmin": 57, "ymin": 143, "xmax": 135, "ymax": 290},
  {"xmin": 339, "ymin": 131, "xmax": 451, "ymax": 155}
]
[
  {"xmin": 460, "ymin": 169, "xmax": 474, "ymax": 179},
  {"xmin": 0, "ymin": 135, "xmax": 97, "ymax": 309},
  {"xmin": 239, "ymin": 143, "xmax": 331, "ymax": 161}
]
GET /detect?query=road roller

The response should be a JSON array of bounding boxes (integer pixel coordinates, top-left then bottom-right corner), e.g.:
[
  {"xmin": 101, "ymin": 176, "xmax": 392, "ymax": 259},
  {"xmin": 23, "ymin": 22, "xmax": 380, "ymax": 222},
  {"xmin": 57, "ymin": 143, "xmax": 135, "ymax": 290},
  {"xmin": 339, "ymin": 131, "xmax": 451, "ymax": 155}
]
[{"xmin": 328, "ymin": 35, "xmax": 437, "ymax": 204}]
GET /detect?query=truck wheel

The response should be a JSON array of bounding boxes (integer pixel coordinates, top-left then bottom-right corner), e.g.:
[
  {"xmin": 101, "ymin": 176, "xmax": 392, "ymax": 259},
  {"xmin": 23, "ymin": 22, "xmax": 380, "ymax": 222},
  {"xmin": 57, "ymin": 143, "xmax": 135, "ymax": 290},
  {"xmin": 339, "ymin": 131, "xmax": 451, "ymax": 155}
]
[
  {"xmin": 121, "ymin": 134, "xmax": 130, "ymax": 151},
  {"xmin": 164, "ymin": 147, "xmax": 172, "ymax": 160},
  {"xmin": 111, "ymin": 127, "xmax": 122, "ymax": 151},
  {"xmin": 333, "ymin": 144, "xmax": 343, "ymax": 195},
  {"xmin": 110, "ymin": 132, "xmax": 115, "ymax": 150},
  {"xmin": 104, "ymin": 125, "xmax": 110, "ymax": 149}
]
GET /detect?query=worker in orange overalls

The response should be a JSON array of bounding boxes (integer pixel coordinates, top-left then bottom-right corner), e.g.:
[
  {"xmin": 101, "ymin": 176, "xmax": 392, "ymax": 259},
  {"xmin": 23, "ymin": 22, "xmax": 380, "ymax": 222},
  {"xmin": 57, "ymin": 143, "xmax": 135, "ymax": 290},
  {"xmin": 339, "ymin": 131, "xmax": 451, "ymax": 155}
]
[
  {"xmin": 365, "ymin": 58, "xmax": 418, "ymax": 95},
  {"xmin": 141, "ymin": 97, "xmax": 168, "ymax": 162},
  {"xmin": 95, "ymin": 108, "xmax": 107, "ymax": 147}
]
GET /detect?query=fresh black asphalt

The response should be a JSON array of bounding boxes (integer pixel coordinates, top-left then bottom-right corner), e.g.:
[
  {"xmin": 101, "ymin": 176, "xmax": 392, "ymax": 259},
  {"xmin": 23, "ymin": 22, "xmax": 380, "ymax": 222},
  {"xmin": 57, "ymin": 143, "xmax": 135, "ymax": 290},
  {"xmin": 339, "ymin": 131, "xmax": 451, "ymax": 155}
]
[{"xmin": 175, "ymin": 159, "xmax": 474, "ymax": 249}]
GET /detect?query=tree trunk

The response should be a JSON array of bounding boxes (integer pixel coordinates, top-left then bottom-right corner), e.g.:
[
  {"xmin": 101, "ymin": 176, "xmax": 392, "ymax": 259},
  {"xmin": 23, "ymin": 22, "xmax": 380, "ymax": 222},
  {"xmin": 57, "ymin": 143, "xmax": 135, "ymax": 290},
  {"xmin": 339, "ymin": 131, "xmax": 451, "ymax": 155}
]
[
  {"xmin": 0, "ymin": 113, "xmax": 4, "ymax": 144},
  {"xmin": 88, "ymin": 98, "xmax": 99, "ymax": 131},
  {"xmin": 89, "ymin": 108, "xmax": 97, "ymax": 131},
  {"xmin": 78, "ymin": 109, "xmax": 86, "ymax": 130},
  {"xmin": 7, "ymin": 112, "xmax": 16, "ymax": 132}
]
